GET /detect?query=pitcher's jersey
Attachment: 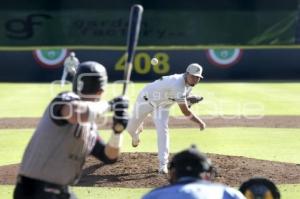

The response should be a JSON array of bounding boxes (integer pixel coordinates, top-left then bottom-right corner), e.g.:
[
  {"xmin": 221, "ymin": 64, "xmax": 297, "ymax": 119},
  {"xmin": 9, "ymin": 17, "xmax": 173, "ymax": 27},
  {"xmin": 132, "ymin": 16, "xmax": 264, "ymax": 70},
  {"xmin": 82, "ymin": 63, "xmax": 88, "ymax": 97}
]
[
  {"xmin": 19, "ymin": 92, "xmax": 98, "ymax": 185},
  {"xmin": 142, "ymin": 179, "xmax": 245, "ymax": 199},
  {"xmin": 140, "ymin": 74, "xmax": 192, "ymax": 107}
]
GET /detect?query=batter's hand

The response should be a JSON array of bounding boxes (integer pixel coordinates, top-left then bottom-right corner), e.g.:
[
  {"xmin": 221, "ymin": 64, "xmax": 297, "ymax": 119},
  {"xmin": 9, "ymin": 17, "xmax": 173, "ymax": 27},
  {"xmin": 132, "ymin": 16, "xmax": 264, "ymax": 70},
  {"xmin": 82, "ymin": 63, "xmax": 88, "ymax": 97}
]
[
  {"xmin": 112, "ymin": 96, "xmax": 129, "ymax": 134},
  {"xmin": 109, "ymin": 96, "xmax": 129, "ymax": 111}
]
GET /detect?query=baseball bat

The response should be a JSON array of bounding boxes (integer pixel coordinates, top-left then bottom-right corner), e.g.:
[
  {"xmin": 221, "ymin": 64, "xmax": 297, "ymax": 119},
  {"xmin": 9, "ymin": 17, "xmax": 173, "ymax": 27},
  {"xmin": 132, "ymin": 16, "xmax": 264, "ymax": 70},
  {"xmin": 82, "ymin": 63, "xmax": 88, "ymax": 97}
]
[{"xmin": 122, "ymin": 4, "xmax": 143, "ymax": 96}]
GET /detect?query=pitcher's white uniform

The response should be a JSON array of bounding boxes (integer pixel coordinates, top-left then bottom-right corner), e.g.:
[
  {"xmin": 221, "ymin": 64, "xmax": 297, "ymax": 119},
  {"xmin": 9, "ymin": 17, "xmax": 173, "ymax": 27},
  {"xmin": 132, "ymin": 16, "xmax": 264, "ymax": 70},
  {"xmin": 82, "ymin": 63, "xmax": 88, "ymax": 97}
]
[{"xmin": 127, "ymin": 74, "xmax": 192, "ymax": 169}]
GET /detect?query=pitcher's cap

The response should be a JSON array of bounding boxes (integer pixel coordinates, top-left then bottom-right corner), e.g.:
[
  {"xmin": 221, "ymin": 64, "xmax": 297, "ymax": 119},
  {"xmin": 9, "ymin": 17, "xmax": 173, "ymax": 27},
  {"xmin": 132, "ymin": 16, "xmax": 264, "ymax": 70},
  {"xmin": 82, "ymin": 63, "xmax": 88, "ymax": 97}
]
[{"xmin": 186, "ymin": 63, "xmax": 204, "ymax": 78}]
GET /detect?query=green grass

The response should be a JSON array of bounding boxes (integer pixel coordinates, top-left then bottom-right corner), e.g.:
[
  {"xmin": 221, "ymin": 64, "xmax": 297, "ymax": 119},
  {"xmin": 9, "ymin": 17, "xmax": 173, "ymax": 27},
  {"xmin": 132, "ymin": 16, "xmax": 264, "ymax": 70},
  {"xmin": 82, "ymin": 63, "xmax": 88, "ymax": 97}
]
[
  {"xmin": 0, "ymin": 185, "xmax": 150, "ymax": 199},
  {"xmin": 1, "ymin": 184, "xmax": 300, "ymax": 199},
  {"xmin": 1, "ymin": 128, "xmax": 299, "ymax": 166},
  {"xmin": 0, "ymin": 129, "xmax": 32, "ymax": 165},
  {"xmin": 0, "ymin": 83, "xmax": 300, "ymax": 117},
  {"xmin": 73, "ymin": 187, "xmax": 150, "ymax": 199},
  {"xmin": 279, "ymin": 184, "xmax": 300, "ymax": 199}
]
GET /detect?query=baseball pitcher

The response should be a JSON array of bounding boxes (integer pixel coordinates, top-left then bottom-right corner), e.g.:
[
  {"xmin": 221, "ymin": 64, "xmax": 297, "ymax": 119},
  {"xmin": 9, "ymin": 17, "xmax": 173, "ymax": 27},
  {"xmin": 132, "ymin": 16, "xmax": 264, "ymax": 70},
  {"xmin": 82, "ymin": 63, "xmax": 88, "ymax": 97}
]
[{"xmin": 126, "ymin": 63, "xmax": 206, "ymax": 174}]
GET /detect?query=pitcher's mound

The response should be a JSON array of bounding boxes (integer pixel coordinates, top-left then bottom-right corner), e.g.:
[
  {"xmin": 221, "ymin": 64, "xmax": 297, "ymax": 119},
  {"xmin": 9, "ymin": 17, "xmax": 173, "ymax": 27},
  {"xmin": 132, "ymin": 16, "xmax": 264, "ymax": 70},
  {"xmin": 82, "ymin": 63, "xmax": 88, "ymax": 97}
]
[
  {"xmin": 78, "ymin": 153, "xmax": 300, "ymax": 187},
  {"xmin": 1, "ymin": 153, "xmax": 300, "ymax": 188}
]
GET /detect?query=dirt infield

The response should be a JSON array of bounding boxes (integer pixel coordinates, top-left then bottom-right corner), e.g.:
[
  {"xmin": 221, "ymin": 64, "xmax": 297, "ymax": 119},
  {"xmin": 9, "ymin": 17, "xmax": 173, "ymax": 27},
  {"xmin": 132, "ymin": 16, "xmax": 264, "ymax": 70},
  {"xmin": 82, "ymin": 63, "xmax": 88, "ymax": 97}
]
[
  {"xmin": 1, "ymin": 115, "xmax": 300, "ymax": 129},
  {"xmin": 1, "ymin": 153, "xmax": 300, "ymax": 187},
  {"xmin": 0, "ymin": 116, "xmax": 299, "ymax": 188}
]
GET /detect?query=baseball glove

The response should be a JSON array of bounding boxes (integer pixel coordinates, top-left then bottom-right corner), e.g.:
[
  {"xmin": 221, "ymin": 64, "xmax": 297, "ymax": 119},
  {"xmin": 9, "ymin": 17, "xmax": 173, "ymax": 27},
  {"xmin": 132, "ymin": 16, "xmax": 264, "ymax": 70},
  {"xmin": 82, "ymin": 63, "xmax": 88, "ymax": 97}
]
[{"xmin": 186, "ymin": 95, "xmax": 203, "ymax": 108}]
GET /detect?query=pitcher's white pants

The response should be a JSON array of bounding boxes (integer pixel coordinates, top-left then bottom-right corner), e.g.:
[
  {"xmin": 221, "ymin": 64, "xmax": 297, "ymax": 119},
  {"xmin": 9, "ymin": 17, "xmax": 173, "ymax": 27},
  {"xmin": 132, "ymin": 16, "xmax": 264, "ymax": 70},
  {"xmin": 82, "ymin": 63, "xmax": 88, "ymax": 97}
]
[{"xmin": 127, "ymin": 94, "xmax": 170, "ymax": 167}]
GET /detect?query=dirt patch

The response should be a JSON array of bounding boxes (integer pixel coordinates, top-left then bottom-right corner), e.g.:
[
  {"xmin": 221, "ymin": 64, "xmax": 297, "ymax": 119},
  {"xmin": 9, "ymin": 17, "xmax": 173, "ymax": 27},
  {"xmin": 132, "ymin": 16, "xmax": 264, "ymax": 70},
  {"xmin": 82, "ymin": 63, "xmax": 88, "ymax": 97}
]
[
  {"xmin": 1, "ymin": 153, "xmax": 300, "ymax": 188},
  {"xmin": 1, "ymin": 115, "xmax": 300, "ymax": 129}
]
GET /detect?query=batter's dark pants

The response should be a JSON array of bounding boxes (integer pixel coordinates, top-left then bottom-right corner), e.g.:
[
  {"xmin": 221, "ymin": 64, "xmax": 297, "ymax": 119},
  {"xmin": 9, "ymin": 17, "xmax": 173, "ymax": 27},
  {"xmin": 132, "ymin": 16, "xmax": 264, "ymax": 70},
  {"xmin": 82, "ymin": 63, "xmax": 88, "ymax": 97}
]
[{"xmin": 13, "ymin": 176, "xmax": 74, "ymax": 199}]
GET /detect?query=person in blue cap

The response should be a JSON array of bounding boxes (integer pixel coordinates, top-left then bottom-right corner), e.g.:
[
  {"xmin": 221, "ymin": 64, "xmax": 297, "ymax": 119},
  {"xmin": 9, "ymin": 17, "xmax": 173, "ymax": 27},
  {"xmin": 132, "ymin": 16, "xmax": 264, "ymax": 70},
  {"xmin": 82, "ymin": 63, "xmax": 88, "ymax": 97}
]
[{"xmin": 142, "ymin": 145, "xmax": 245, "ymax": 199}]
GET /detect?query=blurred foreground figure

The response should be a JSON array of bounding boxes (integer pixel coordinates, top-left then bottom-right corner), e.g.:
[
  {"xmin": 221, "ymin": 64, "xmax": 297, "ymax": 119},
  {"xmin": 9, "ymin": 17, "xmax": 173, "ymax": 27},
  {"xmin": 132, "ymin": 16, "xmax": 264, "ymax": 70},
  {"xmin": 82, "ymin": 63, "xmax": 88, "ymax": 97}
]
[
  {"xmin": 14, "ymin": 61, "xmax": 129, "ymax": 199},
  {"xmin": 239, "ymin": 178, "xmax": 280, "ymax": 199},
  {"xmin": 142, "ymin": 145, "xmax": 246, "ymax": 199}
]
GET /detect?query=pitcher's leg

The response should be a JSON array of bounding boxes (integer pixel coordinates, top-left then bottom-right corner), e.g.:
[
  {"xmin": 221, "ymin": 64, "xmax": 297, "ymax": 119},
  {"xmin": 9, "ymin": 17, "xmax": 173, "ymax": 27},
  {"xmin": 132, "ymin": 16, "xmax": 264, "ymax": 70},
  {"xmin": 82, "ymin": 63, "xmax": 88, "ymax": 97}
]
[
  {"xmin": 152, "ymin": 107, "xmax": 170, "ymax": 173},
  {"xmin": 127, "ymin": 98, "xmax": 153, "ymax": 147}
]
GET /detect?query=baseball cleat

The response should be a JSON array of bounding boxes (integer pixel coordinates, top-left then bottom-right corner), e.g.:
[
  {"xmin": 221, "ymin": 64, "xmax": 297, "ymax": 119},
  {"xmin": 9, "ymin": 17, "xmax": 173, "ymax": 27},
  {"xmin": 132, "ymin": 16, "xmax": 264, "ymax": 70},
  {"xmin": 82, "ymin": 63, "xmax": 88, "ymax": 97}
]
[
  {"xmin": 131, "ymin": 124, "xmax": 143, "ymax": 147},
  {"xmin": 158, "ymin": 164, "xmax": 168, "ymax": 174},
  {"xmin": 131, "ymin": 135, "xmax": 140, "ymax": 147},
  {"xmin": 131, "ymin": 138, "xmax": 140, "ymax": 147}
]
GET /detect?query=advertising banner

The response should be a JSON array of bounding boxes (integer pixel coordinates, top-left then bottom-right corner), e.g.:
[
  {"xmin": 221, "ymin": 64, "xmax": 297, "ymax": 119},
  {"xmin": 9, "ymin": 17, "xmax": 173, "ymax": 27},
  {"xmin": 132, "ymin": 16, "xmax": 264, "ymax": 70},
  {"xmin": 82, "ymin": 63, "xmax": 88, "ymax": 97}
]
[{"xmin": 0, "ymin": 48, "xmax": 299, "ymax": 82}]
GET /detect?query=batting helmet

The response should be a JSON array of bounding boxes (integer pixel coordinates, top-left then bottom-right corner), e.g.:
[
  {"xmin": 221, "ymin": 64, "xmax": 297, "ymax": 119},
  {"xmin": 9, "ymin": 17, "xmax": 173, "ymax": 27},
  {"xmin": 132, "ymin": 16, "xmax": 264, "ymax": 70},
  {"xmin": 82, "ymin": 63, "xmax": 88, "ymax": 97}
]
[
  {"xmin": 169, "ymin": 145, "xmax": 212, "ymax": 179},
  {"xmin": 239, "ymin": 178, "xmax": 280, "ymax": 199},
  {"xmin": 73, "ymin": 61, "xmax": 108, "ymax": 96}
]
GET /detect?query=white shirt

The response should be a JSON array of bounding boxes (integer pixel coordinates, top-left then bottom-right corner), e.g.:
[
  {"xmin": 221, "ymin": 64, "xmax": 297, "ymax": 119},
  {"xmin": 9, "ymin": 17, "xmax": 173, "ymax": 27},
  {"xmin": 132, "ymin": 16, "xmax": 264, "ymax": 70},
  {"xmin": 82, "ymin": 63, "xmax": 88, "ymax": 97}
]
[{"xmin": 140, "ymin": 74, "xmax": 192, "ymax": 107}]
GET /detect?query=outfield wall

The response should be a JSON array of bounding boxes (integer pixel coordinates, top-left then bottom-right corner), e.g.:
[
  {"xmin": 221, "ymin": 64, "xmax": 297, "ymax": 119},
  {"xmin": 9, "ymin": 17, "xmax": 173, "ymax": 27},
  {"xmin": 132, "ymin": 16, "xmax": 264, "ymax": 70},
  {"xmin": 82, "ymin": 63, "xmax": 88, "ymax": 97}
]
[
  {"xmin": 0, "ymin": 48, "xmax": 299, "ymax": 82},
  {"xmin": 1, "ymin": 0, "xmax": 299, "ymax": 82},
  {"xmin": 0, "ymin": 0, "xmax": 298, "ymax": 46}
]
